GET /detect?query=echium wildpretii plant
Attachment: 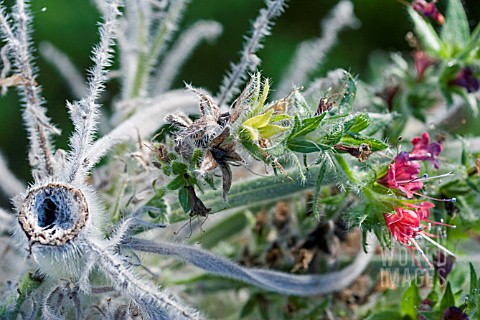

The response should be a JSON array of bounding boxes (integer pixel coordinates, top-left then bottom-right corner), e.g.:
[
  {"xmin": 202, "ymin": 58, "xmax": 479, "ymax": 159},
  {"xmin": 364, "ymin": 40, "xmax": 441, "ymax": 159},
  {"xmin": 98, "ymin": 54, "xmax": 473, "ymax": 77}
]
[{"xmin": 0, "ymin": 0, "xmax": 479, "ymax": 319}]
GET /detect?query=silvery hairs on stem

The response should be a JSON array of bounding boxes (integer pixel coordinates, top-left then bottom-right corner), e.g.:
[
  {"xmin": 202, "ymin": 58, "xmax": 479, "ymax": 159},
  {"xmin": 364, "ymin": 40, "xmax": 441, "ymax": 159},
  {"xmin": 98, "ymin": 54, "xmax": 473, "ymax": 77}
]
[{"xmin": 0, "ymin": 0, "xmax": 375, "ymax": 318}]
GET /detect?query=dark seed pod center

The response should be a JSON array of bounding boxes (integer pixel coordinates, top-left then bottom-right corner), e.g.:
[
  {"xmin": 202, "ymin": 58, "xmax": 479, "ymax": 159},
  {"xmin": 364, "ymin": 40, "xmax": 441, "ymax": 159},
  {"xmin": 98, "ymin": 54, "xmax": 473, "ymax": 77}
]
[{"xmin": 19, "ymin": 183, "xmax": 89, "ymax": 246}]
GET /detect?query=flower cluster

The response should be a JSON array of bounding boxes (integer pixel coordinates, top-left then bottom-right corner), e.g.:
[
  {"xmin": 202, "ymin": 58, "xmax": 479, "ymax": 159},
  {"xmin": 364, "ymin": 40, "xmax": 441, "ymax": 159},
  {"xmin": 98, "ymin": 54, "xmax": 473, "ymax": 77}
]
[
  {"xmin": 378, "ymin": 132, "xmax": 455, "ymax": 269},
  {"xmin": 378, "ymin": 132, "xmax": 442, "ymax": 198}
]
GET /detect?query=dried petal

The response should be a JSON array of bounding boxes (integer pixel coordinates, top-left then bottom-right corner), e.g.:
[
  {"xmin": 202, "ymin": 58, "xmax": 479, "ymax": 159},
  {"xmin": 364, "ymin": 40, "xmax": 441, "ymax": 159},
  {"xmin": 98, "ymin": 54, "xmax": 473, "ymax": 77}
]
[
  {"xmin": 199, "ymin": 150, "xmax": 218, "ymax": 174},
  {"xmin": 219, "ymin": 162, "xmax": 232, "ymax": 201}
]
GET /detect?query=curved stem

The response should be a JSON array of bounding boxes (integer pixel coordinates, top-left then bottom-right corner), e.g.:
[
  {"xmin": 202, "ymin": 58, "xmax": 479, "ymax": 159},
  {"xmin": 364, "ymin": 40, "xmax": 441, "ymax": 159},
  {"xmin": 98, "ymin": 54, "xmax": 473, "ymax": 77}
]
[{"xmin": 125, "ymin": 232, "xmax": 377, "ymax": 296}]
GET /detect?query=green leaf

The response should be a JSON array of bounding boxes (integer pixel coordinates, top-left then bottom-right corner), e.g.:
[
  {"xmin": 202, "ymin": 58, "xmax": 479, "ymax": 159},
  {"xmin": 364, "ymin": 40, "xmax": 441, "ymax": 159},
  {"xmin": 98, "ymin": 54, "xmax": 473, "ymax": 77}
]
[
  {"xmin": 470, "ymin": 263, "xmax": 478, "ymax": 309},
  {"xmin": 338, "ymin": 72, "xmax": 357, "ymax": 112},
  {"xmin": 166, "ymin": 175, "xmax": 186, "ymax": 191},
  {"xmin": 401, "ymin": 282, "xmax": 420, "ymax": 320},
  {"xmin": 288, "ymin": 113, "xmax": 326, "ymax": 140},
  {"xmin": 440, "ymin": 282, "xmax": 455, "ymax": 312},
  {"xmin": 287, "ymin": 138, "xmax": 322, "ymax": 153},
  {"xmin": 345, "ymin": 114, "xmax": 370, "ymax": 133},
  {"xmin": 178, "ymin": 187, "xmax": 191, "ymax": 214},
  {"xmin": 408, "ymin": 8, "xmax": 441, "ymax": 54},
  {"xmin": 192, "ymin": 148, "xmax": 204, "ymax": 167},
  {"xmin": 340, "ymin": 135, "xmax": 389, "ymax": 151},
  {"xmin": 171, "ymin": 161, "xmax": 188, "ymax": 175},
  {"xmin": 162, "ymin": 163, "xmax": 172, "ymax": 176},
  {"xmin": 456, "ymin": 20, "xmax": 480, "ymax": 60},
  {"xmin": 440, "ymin": 0, "xmax": 469, "ymax": 49},
  {"xmin": 243, "ymin": 109, "xmax": 273, "ymax": 128},
  {"xmin": 316, "ymin": 124, "xmax": 343, "ymax": 146},
  {"xmin": 312, "ymin": 158, "xmax": 327, "ymax": 218}
]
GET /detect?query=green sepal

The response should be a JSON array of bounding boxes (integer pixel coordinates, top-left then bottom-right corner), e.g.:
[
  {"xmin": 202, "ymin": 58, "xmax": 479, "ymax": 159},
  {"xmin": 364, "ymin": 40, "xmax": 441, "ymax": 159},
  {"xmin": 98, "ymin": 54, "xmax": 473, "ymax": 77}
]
[
  {"xmin": 243, "ymin": 109, "xmax": 273, "ymax": 128},
  {"xmin": 258, "ymin": 124, "xmax": 289, "ymax": 139}
]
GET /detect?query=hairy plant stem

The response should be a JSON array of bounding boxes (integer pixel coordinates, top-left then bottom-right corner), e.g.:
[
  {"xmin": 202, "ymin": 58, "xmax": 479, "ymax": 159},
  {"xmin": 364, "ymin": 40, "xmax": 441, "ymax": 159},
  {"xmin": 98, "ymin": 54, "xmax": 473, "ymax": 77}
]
[
  {"xmin": 0, "ymin": 271, "xmax": 43, "ymax": 319},
  {"xmin": 152, "ymin": 164, "xmax": 334, "ymax": 223},
  {"xmin": 130, "ymin": 1, "xmax": 187, "ymax": 98}
]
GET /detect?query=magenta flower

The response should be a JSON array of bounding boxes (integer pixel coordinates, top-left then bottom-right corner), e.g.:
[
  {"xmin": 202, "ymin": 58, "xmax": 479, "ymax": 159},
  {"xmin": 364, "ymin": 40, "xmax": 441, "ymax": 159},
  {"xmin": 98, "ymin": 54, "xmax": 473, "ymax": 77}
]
[
  {"xmin": 384, "ymin": 202, "xmax": 455, "ymax": 269},
  {"xmin": 406, "ymin": 201, "xmax": 435, "ymax": 220},
  {"xmin": 412, "ymin": 0, "xmax": 444, "ymax": 25},
  {"xmin": 449, "ymin": 67, "xmax": 480, "ymax": 93},
  {"xmin": 384, "ymin": 207, "xmax": 421, "ymax": 245},
  {"xmin": 378, "ymin": 152, "xmax": 423, "ymax": 198},
  {"xmin": 409, "ymin": 132, "xmax": 442, "ymax": 169}
]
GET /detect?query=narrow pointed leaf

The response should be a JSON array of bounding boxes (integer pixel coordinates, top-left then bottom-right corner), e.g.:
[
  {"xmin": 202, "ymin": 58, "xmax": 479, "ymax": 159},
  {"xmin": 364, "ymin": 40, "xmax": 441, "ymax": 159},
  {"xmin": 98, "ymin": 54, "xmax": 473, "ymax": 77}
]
[
  {"xmin": 338, "ymin": 72, "xmax": 357, "ymax": 112},
  {"xmin": 441, "ymin": 0, "xmax": 469, "ymax": 48},
  {"xmin": 288, "ymin": 113, "xmax": 326, "ymax": 140},
  {"xmin": 408, "ymin": 9, "xmax": 441, "ymax": 54},
  {"xmin": 440, "ymin": 282, "xmax": 455, "ymax": 312},
  {"xmin": 400, "ymin": 282, "xmax": 420, "ymax": 320},
  {"xmin": 166, "ymin": 175, "xmax": 186, "ymax": 191}
]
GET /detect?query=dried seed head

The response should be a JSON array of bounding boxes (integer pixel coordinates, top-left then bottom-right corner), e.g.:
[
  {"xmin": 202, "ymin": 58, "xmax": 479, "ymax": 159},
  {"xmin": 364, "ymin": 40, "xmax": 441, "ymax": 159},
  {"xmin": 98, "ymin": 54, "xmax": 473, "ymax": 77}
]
[{"xmin": 18, "ymin": 182, "xmax": 89, "ymax": 246}]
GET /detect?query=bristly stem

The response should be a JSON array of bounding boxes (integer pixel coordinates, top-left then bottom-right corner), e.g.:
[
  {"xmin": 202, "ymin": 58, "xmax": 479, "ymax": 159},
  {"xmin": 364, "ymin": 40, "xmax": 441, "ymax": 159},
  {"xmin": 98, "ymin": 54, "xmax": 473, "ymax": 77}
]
[
  {"xmin": 216, "ymin": 0, "xmax": 287, "ymax": 107},
  {"xmin": 87, "ymin": 239, "xmax": 201, "ymax": 319},
  {"xmin": 275, "ymin": 0, "xmax": 358, "ymax": 98},
  {"xmin": 154, "ymin": 20, "xmax": 223, "ymax": 92},
  {"xmin": 0, "ymin": 0, "xmax": 59, "ymax": 179},
  {"xmin": 65, "ymin": 0, "xmax": 121, "ymax": 183},
  {"xmin": 129, "ymin": 0, "xmax": 189, "ymax": 98}
]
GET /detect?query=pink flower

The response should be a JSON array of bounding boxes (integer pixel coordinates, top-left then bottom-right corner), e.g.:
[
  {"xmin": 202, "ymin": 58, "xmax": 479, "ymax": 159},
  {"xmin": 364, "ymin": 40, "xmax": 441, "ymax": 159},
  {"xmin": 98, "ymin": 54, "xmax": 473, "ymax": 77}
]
[
  {"xmin": 414, "ymin": 51, "xmax": 436, "ymax": 82},
  {"xmin": 416, "ymin": 201, "xmax": 435, "ymax": 220},
  {"xmin": 384, "ymin": 207, "xmax": 420, "ymax": 244},
  {"xmin": 412, "ymin": 0, "xmax": 444, "ymax": 25},
  {"xmin": 409, "ymin": 132, "xmax": 442, "ymax": 169},
  {"xmin": 377, "ymin": 152, "xmax": 423, "ymax": 198},
  {"xmin": 384, "ymin": 202, "xmax": 455, "ymax": 269}
]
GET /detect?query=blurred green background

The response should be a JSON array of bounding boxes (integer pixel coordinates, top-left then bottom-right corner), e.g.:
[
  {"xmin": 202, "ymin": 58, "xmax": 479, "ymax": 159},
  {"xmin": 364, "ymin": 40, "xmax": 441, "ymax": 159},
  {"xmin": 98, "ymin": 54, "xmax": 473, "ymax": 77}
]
[{"xmin": 0, "ymin": 0, "xmax": 479, "ymax": 205}]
